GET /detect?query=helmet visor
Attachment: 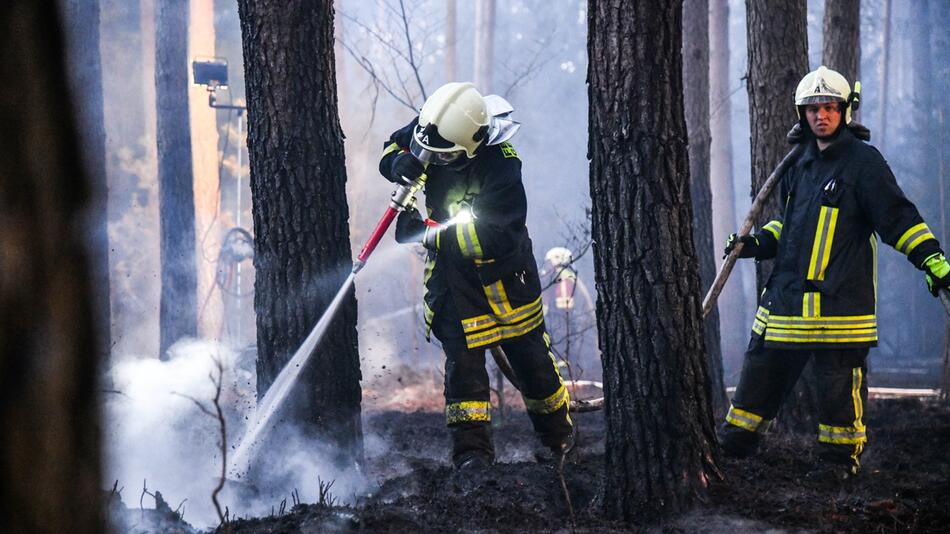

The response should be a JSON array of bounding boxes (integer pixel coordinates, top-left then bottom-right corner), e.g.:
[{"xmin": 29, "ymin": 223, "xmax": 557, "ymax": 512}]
[
  {"xmin": 409, "ymin": 135, "xmax": 465, "ymax": 166},
  {"xmin": 798, "ymin": 95, "xmax": 844, "ymax": 106}
]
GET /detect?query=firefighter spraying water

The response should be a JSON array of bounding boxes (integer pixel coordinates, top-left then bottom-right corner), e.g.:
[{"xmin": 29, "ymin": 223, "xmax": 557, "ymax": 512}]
[{"xmin": 230, "ymin": 82, "xmax": 535, "ymax": 477}]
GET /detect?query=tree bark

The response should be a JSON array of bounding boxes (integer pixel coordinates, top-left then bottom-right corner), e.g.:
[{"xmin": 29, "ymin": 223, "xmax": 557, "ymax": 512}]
[
  {"xmin": 61, "ymin": 0, "xmax": 111, "ymax": 362},
  {"xmin": 588, "ymin": 0, "xmax": 721, "ymax": 522},
  {"xmin": 745, "ymin": 0, "xmax": 816, "ymax": 432},
  {"xmin": 0, "ymin": 2, "xmax": 103, "ymax": 531},
  {"xmin": 238, "ymin": 0, "xmax": 363, "ymax": 466},
  {"xmin": 156, "ymin": 0, "xmax": 198, "ymax": 358},
  {"xmin": 745, "ymin": 0, "xmax": 807, "ymax": 292},
  {"xmin": 683, "ymin": 0, "xmax": 727, "ymax": 418},
  {"xmin": 821, "ymin": 0, "xmax": 860, "ymax": 88}
]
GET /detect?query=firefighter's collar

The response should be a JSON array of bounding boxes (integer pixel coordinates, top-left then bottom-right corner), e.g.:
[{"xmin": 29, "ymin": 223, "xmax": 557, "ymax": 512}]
[{"xmin": 814, "ymin": 127, "xmax": 855, "ymax": 160}]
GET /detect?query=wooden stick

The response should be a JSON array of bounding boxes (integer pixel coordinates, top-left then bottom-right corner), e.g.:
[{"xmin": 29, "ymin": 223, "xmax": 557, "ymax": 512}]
[{"xmin": 702, "ymin": 144, "xmax": 806, "ymax": 318}]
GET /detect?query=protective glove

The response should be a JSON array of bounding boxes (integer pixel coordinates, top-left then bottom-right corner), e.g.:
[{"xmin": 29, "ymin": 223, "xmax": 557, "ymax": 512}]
[
  {"xmin": 395, "ymin": 207, "xmax": 438, "ymax": 249},
  {"xmin": 390, "ymin": 152, "xmax": 425, "ymax": 185},
  {"xmin": 724, "ymin": 233, "xmax": 759, "ymax": 259},
  {"xmin": 922, "ymin": 252, "xmax": 950, "ymax": 296}
]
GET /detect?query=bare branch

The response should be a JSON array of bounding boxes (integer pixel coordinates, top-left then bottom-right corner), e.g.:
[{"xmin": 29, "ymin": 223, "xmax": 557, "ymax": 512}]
[
  {"xmin": 398, "ymin": 0, "xmax": 428, "ymax": 101},
  {"xmin": 337, "ymin": 37, "xmax": 416, "ymax": 111}
]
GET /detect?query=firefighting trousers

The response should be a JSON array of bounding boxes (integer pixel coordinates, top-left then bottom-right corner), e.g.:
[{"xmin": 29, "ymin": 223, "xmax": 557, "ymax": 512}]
[
  {"xmin": 432, "ymin": 306, "xmax": 573, "ymax": 466},
  {"xmin": 719, "ymin": 335, "xmax": 869, "ymax": 473}
]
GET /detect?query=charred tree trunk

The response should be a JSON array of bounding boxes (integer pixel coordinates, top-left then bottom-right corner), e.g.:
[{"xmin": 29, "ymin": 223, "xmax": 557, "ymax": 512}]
[
  {"xmin": 238, "ymin": 0, "xmax": 363, "ymax": 466},
  {"xmin": 156, "ymin": 0, "xmax": 197, "ymax": 358},
  {"xmin": 0, "ymin": 2, "xmax": 103, "ymax": 531},
  {"xmin": 683, "ymin": 0, "xmax": 727, "ymax": 418},
  {"xmin": 61, "ymin": 0, "xmax": 112, "ymax": 362},
  {"xmin": 589, "ymin": 0, "xmax": 721, "ymax": 522},
  {"xmin": 821, "ymin": 0, "xmax": 860, "ymax": 88}
]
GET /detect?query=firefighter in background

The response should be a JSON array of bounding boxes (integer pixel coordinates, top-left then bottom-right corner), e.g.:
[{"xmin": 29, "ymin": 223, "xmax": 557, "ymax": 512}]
[
  {"xmin": 379, "ymin": 82, "xmax": 574, "ymax": 469},
  {"xmin": 541, "ymin": 247, "xmax": 577, "ymax": 314},
  {"xmin": 719, "ymin": 66, "xmax": 950, "ymax": 480}
]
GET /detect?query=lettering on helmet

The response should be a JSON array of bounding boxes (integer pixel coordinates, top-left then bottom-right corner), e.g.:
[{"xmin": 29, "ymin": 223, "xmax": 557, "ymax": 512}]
[
  {"xmin": 421, "ymin": 134, "xmax": 430, "ymax": 144},
  {"xmin": 812, "ymin": 77, "xmax": 841, "ymax": 96}
]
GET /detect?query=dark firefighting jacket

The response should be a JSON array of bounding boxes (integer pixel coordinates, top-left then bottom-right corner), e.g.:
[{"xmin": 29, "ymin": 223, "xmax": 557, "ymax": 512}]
[
  {"xmin": 379, "ymin": 118, "xmax": 544, "ymax": 350},
  {"xmin": 749, "ymin": 127, "xmax": 940, "ymax": 349}
]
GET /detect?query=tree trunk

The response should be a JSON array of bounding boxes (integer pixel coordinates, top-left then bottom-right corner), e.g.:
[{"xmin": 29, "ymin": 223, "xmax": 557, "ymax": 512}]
[
  {"xmin": 683, "ymin": 0, "xmax": 727, "ymax": 418},
  {"xmin": 589, "ymin": 0, "xmax": 721, "ymax": 522},
  {"xmin": 745, "ymin": 0, "xmax": 807, "ymax": 292},
  {"xmin": 473, "ymin": 0, "xmax": 495, "ymax": 92},
  {"xmin": 238, "ymin": 0, "xmax": 363, "ymax": 466},
  {"xmin": 745, "ymin": 0, "xmax": 816, "ymax": 432},
  {"xmin": 446, "ymin": 0, "xmax": 457, "ymax": 82},
  {"xmin": 879, "ymin": 0, "xmax": 892, "ymax": 152},
  {"xmin": 61, "ymin": 0, "xmax": 111, "ymax": 363},
  {"xmin": 708, "ymin": 0, "xmax": 747, "ymax": 368},
  {"xmin": 821, "ymin": 0, "xmax": 860, "ymax": 89},
  {"xmin": 156, "ymin": 0, "xmax": 198, "ymax": 358},
  {"xmin": 0, "ymin": 2, "xmax": 103, "ymax": 531}
]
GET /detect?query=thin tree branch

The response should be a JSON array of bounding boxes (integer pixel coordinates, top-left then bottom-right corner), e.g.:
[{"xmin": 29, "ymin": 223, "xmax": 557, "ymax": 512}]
[{"xmin": 398, "ymin": 0, "xmax": 427, "ymax": 101}]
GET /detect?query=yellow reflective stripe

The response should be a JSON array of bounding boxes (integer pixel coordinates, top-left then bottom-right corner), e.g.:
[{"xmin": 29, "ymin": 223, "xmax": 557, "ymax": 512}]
[
  {"xmin": 461, "ymin": 297, "xmax": 544, "ymax": 333},
  {"xmin": 725, "ymin": 405, "xmax": 771, "ymax": 433},
  {"xmin": 752, "ymin": 320, "xmax": 766, "ymax": 335},
  {"xmin": 446, "ymin": 401, "xmax": 491, "ymax": 424},
  {"xmin": 850, "ymin": 367, "xmax": 866, "ymax": 469},
  {"xmin": 524, "ymin": 384, "xmax": 569, "ymax": 414},
  {"xmin": 382, "ymin": 142, "xmax": 401, "ymax": 157},
  {"xmin": 764, "ymin": 328, "xmax": 877, "ymax": 343},
  {"xmin": 483, "ymin": 280, "xmax": 514, "ymax": 315},
  {"xmin": 763, "ymin": 220, "xmax": 783, "ymax": 240},
  {"xmin": 755, "ymin": 306, "xmax": 769, "ymax": 322},
  {"xmin": 455, "ymin": 222, "xmax": 484, "ymax": 259},
  {"xmin": 807, "ymin": 206, "xmax": 838, "ymax": 280},
  {"xmin": 817, "ymin": 424, "xmax": 867, "ymax": 444},
  {"xmin": 465, "ymin": 308, "xmax": 544, "ymax": 348},
  {"xmin": 895, "ymin": 222, "xmax": 935, "ymax": 254},
  {"xmin": 802, "ymin": 292, "xmax": 820, "ymax": 318},
  {"xmin": 766, "ymin": 314, "xmax": 876, "ymax": 329}
]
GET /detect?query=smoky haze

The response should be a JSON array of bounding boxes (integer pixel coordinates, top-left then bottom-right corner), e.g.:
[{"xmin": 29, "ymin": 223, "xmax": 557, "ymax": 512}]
[{"xmin": 53, "ymin": 0, "xmax": 949, "ymax": 529}]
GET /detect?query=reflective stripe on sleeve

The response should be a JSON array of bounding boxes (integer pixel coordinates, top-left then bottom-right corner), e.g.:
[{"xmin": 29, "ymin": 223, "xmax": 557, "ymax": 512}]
[
  {"xmin": 382, "ymin": 142, "xmax": 401, "ymax": 157},
  {"xmin": 762, "ymin": 220, "xmax": 783, "ymax": 240},
  {"xmin": 895, "ymin": 222, "xmax": 936, "ymax": 255},
  {"xmin": 455, "ymin": 222, "xmax": 484, "ymax": 259}
]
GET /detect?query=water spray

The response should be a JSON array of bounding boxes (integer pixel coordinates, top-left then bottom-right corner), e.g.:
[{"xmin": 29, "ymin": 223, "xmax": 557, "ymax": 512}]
[{"xmin": 230, "ymin": 172, "xmax": 429, "ymax": 477}]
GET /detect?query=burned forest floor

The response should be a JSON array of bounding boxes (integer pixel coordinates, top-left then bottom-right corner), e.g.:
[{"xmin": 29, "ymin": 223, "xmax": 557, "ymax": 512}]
[{"xmin": 116, "ymin": 397, "xmax": 950, "ymax": 533}]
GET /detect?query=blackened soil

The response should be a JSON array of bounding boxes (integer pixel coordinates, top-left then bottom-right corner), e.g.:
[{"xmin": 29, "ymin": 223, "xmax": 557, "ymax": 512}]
[{"xmin": 222, "ymin": 399, "xmax": 949, "ymax": 533}]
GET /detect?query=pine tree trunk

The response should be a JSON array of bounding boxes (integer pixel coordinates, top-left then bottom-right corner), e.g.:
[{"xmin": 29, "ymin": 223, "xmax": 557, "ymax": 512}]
[
  {"xmin": 62, "ymin": 0, "xmax": 112, "ymax": 362},
  {"xmin": 683, "ymin": 0, "xmax": 727, "ymax": 418},
  {"xmin": 238, "ymin": 0, "xmax": 363, "ymax": 466},
  {"xmin": 473, "ymin": 0, "xmax": 495, "ymax": 92},
  {"xmin": 589, "ymin": 0, "xmax": 721, "ymax": 522},
  {"xmin": 0, "ymin": 2, "xmax": 103, "ymax": 531},
  {"xmin": 879, "ymin": 0, "xmax": 892, "ymax": 152},
  {"xmin": 745, "ymin": 0, "xmax": 807, "ymax": 292},
  {"xmin": 821, "ymin": 0, "xmax": 860, "ymax": 88},
  {"xmin": 745, "ymin": 0, "xmax": 817, "ymax": 432},
  {"xmin": 446, "ymin": 0, "xmax": 457, "ymax": 82},
  {"xmin": 708, "ymin": 0, "xmax": 748, "ymax": 368},
  {"xmin": 156, "ymin": 0, "xmax": 198, "ymax": 358}
]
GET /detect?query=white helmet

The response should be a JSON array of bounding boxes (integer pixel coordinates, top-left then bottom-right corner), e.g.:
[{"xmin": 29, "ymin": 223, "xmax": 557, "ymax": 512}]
[
  {"xmin": 411, "ymin": 82, "xmax": 490, "ymax": 165},
  {"xmin": 545, "ymin": 247, "xmax": 574, "ymax": 268},
  {"xmin": 794, "ymin": 66, "xmax": 858, "ymax": 124}
]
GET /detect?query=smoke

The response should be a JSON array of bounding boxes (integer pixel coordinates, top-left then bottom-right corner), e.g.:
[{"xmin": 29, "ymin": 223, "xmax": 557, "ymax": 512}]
[{"xmin": 104, "ymin": 338, "xmax": 368, "ymax": 529}]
